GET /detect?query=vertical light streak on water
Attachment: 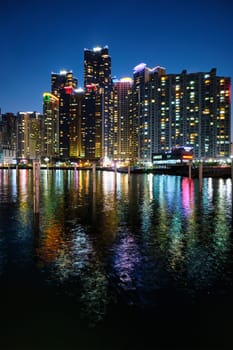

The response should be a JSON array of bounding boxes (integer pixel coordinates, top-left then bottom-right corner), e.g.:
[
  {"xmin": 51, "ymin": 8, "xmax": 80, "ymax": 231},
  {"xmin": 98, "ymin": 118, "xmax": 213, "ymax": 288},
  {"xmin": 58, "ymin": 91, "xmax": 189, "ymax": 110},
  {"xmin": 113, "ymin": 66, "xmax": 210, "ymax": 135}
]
[
  {"xmin": 101, "ymin": 171, "xmax": 117, "ymax": 213},
  {"xmin": 112, "ymin": 228, "xmax": 141, "ymax": 290},
  {"xmin": 183, "ymin": 177, "xmax": 233, "ymax": 295},
  {"xmin": 17, "ymin": 170, "xmax": 33, "ymax": 232},
  {"xmin": 212, "ymin": 179, "xmax": 232, "ymax": 266},
  {"xmin": 74, "ymin": 168, "xmax": 79, "ymax": 190},
  {"xmin": 151, "ymin": 176, "xmax": 170, "ymax": 257},
  {"xmin": 160, "ymin": 177, "xmax": 184, "ymax": 274},
  {"xmin": 9, "ymin": 169, "xmax": 17, "ymax": 201},
  {"xmin": 181, "ymin": 177, "xmax": 195, "ymax": 219}
]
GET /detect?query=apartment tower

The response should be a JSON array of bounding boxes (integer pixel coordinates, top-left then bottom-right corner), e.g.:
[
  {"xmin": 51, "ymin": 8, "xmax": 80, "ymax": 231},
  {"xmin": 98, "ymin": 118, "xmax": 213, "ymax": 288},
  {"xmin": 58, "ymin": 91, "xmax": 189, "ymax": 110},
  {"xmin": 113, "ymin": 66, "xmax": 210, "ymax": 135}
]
[
  {"xmin": 51, "ymin": 70, "xmax": 78, "ymax": 160},
  {"xmin": 84, "ymin": 46, "xmax": 113, "ymax": 161}
]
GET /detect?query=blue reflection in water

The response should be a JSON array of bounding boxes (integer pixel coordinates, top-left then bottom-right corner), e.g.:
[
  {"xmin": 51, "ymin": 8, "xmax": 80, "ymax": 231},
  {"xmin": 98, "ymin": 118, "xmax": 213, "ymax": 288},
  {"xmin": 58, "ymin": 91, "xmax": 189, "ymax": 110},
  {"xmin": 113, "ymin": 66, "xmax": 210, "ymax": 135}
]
[{"xmin": 0, "ymin": 169, "xmax": 233, "ymax": 336}]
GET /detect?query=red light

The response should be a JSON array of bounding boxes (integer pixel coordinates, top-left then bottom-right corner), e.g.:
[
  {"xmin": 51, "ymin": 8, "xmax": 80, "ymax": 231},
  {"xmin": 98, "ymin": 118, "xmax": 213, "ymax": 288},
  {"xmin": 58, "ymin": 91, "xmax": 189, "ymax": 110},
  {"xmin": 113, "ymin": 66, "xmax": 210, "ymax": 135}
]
[
  {"xmin": 86, "ymin": 84, "xmax": 97, "ymax": 93},
  {"xmin": 64, "ymin": 86, "xmax": 74, "ymax": 95}
]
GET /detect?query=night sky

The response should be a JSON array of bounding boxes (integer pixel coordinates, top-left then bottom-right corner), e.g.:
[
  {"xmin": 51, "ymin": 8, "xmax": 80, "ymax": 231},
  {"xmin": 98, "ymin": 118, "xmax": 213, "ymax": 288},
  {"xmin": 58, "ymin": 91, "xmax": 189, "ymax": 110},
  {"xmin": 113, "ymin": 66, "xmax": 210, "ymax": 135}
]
[{"xmin": 0, "ymin": 0, "xmax": 232, "ymax": 122}]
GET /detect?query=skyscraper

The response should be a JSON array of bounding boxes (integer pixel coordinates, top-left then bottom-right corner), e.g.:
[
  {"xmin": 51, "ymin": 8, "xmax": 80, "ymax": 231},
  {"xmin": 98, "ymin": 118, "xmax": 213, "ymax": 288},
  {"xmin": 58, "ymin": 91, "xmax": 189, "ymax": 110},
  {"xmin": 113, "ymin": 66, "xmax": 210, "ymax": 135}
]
[
  {"xmin": 82, "ymin": 84, "xmax": 103, "ymax": 160},
  {"xmin": 42, "ymin": 93, "xmax": 59, "ymax": 160},
  {"xmin": 51, "ymin": 70, "xmax": 78, "ymax": 160},
  {"xmin": 16, "ymin": 112, "xmax": 42, "ymax": 160},
  {"xmin": 69, "ymin": 88, "xmax": 84, "ymax": 160},
  {"xmin": 0, "ymin": 113, "xmax": 17, "ymax": 151},
  {"xmin": 84, "ymin": 46, "xmax": 113, "ymax": 160},
  {"xmin": 132, "ymin": 64, "xmax": 166, "ymax": 163},
  {"xmin": 166, "ymin": 68, "xmax": 231, "ymax": 158},
  {"xmin": 0, "ymin": 113, "xmax": 17, "ymax": 165},
  {"xmin": 112, "ymin": 78, "xmax": 133, "ymax": 161}
]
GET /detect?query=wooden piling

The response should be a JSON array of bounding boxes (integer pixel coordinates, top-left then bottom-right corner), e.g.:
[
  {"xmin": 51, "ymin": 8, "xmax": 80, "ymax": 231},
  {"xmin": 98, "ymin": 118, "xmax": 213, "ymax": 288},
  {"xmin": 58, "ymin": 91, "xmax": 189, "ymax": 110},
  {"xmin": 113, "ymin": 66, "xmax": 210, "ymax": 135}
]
[
  {"xmin": 128, "ymin": 165, "xmax": 131, "ymax": 182},
  {"xmin": 188, "ymin": 162, "xmax": 192, "ymax": 179},
  {"xmin": 114, "ymin": 161, "xmax": 117, "ymax": 174},
  {"xmin": 199, "ymin": 162, "xmax": 203, "ymax": 191},
  {"xmin": 92, "ymin": 162, "xmax": 96, "ymax": 193},
  {"xmin": 33, "ymin": 160, "xmax": 40, "ymax": 214}
]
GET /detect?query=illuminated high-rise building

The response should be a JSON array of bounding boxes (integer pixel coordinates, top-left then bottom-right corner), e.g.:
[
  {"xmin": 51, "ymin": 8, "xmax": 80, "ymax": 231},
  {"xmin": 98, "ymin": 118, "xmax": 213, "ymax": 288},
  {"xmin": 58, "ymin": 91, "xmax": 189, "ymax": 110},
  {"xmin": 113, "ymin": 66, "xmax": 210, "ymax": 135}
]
[
  {"xmin": 42, "ymin": 93, "xmax": 59, "ymax": 160},
  {"xmin": 81, "ymin": 84, "xmax": 103, "ymax": 160},
  {"xmin": 0, "ymin": 113, "xmax": 17, "ymax": 164},
  {"xmin": 112, "ymin": 78, "xmax": 133, "ymax": 161},
  {"xmin": 132, "ymin": 64, "xmax": 166, "ymax": 163},
  {"xmin": 163, "ymin": 68, "xmax": 231, "ymax": 158},
  {"xmin": 51, "ymin": 70, "xmax": 78, "ymax": 160},
  {"xmin": 0, "ymin": 113, "xmax": 17, "ymax": 151},
  {"xmin": 132, "ymin": 65, "xmax": 231, "ymax": 161},
  {"xmin": 84, "ymin": 46, "xmax": 113, "ymax": 160},
  {"xmin": 16, "ymin": 112, "xmax": 42, "ymax": 160},
  {"xmin": 69, "ymin": 88, "xmax": 84, "ymax": 159},
  {"xmin": 181, "ymin": 69, "xmax": 231, "ymax": 158}
]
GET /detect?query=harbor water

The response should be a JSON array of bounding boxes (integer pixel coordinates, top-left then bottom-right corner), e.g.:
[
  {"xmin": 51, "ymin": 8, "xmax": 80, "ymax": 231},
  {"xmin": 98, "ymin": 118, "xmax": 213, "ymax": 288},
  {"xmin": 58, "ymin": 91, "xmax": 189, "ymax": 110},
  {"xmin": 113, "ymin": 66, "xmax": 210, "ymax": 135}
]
[{"xmin": 0, "ymin": 169, "xmax": 233, "ymax": 349}]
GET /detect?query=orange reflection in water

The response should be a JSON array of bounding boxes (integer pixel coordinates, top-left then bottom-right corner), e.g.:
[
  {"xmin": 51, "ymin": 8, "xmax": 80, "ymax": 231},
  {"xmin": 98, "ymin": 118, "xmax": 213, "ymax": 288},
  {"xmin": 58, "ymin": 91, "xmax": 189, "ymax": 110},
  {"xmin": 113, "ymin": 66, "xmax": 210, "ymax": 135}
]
[{"xmin": 36, "ymin": 220, "xmax": 66, "ymax": 265}]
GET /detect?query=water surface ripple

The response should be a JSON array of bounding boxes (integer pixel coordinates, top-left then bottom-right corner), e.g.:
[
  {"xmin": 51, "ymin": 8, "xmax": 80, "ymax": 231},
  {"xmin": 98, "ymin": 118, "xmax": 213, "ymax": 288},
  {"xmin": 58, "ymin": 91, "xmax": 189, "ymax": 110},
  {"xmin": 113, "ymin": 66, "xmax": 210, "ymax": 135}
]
[{"xmin": 0, "ymin": 169, "xmax": 233, "ymax": 349}]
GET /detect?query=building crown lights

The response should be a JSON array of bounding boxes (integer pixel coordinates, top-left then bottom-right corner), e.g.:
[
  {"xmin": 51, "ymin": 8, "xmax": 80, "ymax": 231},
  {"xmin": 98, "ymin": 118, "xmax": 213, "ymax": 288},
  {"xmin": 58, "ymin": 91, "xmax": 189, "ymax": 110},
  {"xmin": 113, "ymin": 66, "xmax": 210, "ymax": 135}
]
[
  {"xmin": 93, "ymin": 46, "xmax": 102, "ymax": 52},
  {"xmin": 133, "ymin": 63, "xmax": 147, "ymax": 73},
  {"xmin": 75, "ymin": 87, "xmax": 84, "ymax": 93},
  {"xmin": 120, "ymin": 77, "xmax": 133, "ymax": 83},
  {"xmin": 60, "ymin": 70, "xmax": 68, "ymax": 75}
]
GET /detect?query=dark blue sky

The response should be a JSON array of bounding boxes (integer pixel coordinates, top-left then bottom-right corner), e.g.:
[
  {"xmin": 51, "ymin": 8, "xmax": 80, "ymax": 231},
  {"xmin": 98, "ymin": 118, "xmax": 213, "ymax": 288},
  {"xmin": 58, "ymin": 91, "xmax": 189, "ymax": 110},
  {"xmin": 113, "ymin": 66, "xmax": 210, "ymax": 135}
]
[{"xmin": 0, "ymin": 0, "xmax": 232, "ymax": 119}]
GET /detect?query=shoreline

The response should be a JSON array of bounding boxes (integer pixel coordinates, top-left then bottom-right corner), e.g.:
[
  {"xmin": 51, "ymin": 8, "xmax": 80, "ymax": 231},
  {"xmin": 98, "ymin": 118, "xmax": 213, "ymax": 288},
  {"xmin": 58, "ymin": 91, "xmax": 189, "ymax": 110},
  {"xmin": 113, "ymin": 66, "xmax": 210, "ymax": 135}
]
[{"xmin": 0, "ymin": 164, "xmax": 232, "ymax": 178}]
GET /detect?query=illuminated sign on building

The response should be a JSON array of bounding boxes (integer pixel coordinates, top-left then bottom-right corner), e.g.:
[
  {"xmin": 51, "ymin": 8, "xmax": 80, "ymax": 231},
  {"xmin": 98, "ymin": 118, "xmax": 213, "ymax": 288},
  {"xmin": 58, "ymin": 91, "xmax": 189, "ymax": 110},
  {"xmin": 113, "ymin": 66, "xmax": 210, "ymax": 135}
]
[
  {"xmin": 152, "ymin": 147, "xmax": 194, "ymax": 165},
  {"xmin": 43, "ymin": 92, "xmax": 59, "ymax": 103},
  {"xmin": 86, "ymin": 84, "xmax": 97, "ymax": 93}
]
